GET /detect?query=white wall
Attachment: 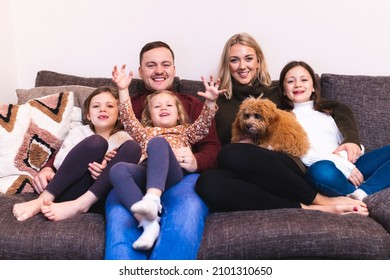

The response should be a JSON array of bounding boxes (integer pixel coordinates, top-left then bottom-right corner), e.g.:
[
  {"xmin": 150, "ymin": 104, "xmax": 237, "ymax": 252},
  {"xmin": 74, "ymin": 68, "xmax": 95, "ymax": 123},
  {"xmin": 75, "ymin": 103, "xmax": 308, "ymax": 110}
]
[
  {"xmin": 2, "ymin": 0, "xmax": 390, "ymax": 104},
  {"xmin": 0, "ymin": 0, "xmax": 17, "ymax": 103}
]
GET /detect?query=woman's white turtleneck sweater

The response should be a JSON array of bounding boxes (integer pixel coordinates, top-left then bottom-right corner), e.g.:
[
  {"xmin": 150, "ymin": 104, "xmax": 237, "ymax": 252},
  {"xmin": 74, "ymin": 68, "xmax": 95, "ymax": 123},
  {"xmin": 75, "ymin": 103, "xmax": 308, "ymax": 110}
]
[{"xmin": 293, "ymin": 101, "xmax": 362, "ymax": 178}]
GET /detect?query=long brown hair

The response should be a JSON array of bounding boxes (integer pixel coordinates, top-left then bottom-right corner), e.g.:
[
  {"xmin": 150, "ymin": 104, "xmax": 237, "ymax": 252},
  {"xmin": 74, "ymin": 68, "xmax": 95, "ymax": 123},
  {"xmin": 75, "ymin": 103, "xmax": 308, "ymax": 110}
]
[
  {"xmin": 278, "ymin": 61, "xmax": 331, "ymax": 114},
  {"xmin": 141, "ymin": 90, "xmax": 190, "ymax": 127},
  {"xmin": 219, "ymin": 33, "xmax": 271, "ymax": 99},
  {"xmin": 83, "ymin": 86, "xmax": 124, "ymax": 135}
]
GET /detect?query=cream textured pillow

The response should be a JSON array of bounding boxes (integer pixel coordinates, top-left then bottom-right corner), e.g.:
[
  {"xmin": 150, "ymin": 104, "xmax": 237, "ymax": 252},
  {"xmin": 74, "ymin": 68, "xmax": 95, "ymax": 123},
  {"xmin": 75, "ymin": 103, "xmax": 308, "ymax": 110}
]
[
  {"xmin": 16, "ymin": 85, "xmax": 96, "ymax": 108},
  {"xmin": 0, "ymin": 91, "xmax": 76, "ymax": 194}
]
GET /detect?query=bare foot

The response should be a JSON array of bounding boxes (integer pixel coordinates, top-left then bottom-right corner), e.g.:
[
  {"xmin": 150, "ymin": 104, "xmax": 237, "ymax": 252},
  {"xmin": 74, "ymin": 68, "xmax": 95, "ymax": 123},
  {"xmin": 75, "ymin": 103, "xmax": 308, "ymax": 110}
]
[
  {"xmin": 302, "ymin": 204, "xmax": 369, "ymax": 216},
  {"xmin": 41, "ymin": 199, "xmax": 84, "ymax": 221},
  {"xmin": 41, "ymin": 191, "xmax": 98, "ymax": 221},
  {"xmin": 313, "ymin": 193, "xmax": 367, "ymax": 208},
  {"xmin": 13, "ymin": 198, "xmax": 44, "ymax": 221},
  {"xmin": 12, "ymin": 191, "xmax": 54, "ymax": 221}
]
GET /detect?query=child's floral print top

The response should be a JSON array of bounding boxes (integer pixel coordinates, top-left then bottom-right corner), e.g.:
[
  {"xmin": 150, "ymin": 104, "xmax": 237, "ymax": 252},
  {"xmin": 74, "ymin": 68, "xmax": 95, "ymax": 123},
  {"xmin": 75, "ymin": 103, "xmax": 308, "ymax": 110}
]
[{"xmin": 119, "ymin": 99, "xmax": 218, "ymax": 162}]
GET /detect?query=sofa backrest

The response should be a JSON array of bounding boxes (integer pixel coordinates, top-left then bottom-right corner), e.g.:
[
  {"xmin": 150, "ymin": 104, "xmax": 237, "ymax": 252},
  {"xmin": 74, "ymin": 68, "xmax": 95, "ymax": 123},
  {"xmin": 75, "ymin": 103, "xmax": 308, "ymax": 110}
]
[
  {"xmin": 179, "ymin": 79, "xmax": 205, "ymax": 100},
  {"xmin": 35, "ymin": 70, "xmax": 181, "ymax": 94},
  {"xmin": 321, "ymin": 73, "xmax": 390, "ymax": 152}
]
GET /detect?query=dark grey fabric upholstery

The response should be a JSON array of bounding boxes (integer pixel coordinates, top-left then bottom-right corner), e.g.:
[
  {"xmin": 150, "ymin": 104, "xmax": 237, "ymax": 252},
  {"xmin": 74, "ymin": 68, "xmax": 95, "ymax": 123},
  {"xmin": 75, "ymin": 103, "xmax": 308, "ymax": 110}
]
[
  {"xmin": 35, "ymin": 70, "xmax": 181, "ymax": 94},
  {"xmin": 197, "ymin": 209, "xmax": 390, "ymax": 259},
  {"xmin": 0, "ymin": 193, "xmax": 104, "ymax": 259},
  {"xmin": 321, "ymin": 74, "xmax": 390, "ymax": 152},
  {"xmin": 179, "ymin": 79, "xmax": 205, "ymax": 101},
  {"xmin": 365, "ymin": 187, "xmax": 390, "ymax": 233}
]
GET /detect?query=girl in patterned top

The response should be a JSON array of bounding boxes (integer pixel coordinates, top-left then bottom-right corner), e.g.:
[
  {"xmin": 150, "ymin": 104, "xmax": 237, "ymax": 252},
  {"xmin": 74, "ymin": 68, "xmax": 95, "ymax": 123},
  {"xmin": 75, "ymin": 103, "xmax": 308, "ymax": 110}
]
[{"xmin": 110, "ymin": 64, "xmax": 225, "ymax": 250}]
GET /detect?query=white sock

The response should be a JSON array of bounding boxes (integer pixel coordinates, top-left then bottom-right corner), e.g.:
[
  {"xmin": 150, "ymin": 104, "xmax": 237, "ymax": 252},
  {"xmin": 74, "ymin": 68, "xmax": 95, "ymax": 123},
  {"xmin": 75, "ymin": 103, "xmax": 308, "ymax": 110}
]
[
  {"xmin": 347, "ymin": 189, "xmax": 368, "ymax": 201},
  {"xmin": 131, "ymin": 193, "xmax": 161, "ymax": 220},
  {"xmin": 133, "ymin": 218, "xmax": 160, "ymax": 250}
]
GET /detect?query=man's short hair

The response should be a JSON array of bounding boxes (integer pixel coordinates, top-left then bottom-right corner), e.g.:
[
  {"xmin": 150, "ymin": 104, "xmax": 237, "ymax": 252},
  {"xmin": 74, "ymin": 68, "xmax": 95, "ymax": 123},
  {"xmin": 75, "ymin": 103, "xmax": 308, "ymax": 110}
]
[{"xmin": 139, "ymin": 41, "xmax": 175, "ymax": 65}]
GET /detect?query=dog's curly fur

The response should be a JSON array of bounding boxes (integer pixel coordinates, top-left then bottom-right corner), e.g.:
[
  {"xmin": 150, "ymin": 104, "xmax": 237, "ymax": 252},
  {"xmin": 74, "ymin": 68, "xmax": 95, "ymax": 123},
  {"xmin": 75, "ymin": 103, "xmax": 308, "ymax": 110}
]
[{"xmin": 231, "ymin": 96, "xmax": 310, "ymax": 157}]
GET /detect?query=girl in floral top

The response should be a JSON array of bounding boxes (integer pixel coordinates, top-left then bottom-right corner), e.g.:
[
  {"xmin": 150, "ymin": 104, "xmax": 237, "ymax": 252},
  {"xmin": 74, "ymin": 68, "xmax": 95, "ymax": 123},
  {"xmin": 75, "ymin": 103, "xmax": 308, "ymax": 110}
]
[{"xmin": 110, "ymin": 65, "xmax": 224, "ymax": 250}]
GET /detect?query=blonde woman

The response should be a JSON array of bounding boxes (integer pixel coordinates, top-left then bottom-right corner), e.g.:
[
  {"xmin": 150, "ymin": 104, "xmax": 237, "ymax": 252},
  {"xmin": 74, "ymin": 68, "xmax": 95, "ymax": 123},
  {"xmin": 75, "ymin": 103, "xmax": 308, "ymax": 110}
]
[{"xmin": 195, "ymin": 33, "xmax": 368, "ymax": 216}]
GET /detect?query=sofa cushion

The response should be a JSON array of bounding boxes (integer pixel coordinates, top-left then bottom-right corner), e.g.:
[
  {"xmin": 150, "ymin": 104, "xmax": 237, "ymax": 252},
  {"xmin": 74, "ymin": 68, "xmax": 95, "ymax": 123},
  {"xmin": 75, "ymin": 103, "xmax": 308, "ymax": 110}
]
[
  {"xmin": 35, "ymin": 70, "xmax": 116, "ymax": 88},
  {"xmin": 0, "ymin": 92, "xmax": 78, "ymax": 194},
  {"xmin": 17, "ymin": 85, "xmax": 96, "ymax": 108},
  {"xmin": 321, "ymin": 74, "xmax": 390, "ymax": 152},
  {"xmin": 197, "ymin": 208, "xmax": 390, "ymax": 259},
  {"xmin": 0, "ymin": 193, "xmax": 105, "ymax": 259}
]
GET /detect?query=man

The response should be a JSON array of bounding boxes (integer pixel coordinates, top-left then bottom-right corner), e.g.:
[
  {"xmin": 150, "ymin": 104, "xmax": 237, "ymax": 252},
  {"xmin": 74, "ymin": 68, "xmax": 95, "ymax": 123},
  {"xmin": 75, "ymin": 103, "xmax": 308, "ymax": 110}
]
[{"xmin": 104, "ymin": 41, "xmax": 221, "ymax": 259}]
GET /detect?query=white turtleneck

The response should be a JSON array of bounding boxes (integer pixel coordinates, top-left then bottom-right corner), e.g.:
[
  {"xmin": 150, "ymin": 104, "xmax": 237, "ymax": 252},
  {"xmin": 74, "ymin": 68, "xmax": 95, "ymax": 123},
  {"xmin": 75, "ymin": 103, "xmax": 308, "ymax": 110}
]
[{"xmin": 293, "ymin": 101, "xmax": 357, "ymax": 178}]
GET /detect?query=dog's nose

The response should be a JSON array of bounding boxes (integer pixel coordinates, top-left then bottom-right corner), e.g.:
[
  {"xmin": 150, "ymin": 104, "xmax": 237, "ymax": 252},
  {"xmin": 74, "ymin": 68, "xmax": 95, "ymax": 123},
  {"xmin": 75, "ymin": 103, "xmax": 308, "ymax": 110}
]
[{"xmin": 245, "ymin": 124, "xmax": 252, "ymax": 130}]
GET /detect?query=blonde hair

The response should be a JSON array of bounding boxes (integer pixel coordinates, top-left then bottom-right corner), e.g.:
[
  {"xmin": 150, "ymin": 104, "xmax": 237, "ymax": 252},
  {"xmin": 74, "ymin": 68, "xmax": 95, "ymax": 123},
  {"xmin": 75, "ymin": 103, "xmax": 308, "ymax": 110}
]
[
  {"xmin": 219, "ymin": 33, "xmax": 271, "ymax": 99},
  {"xmin": 141, "ymin": 90, "xmax": 190, "ymax": 127}
]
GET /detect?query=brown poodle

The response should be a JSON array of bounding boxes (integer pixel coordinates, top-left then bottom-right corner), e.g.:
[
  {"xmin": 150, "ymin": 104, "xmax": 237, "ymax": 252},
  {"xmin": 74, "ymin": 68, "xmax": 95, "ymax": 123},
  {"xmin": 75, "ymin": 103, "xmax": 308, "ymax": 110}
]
[{"xmin": 231, "ymin": 96, "xmax": 309, "ymax": 157}]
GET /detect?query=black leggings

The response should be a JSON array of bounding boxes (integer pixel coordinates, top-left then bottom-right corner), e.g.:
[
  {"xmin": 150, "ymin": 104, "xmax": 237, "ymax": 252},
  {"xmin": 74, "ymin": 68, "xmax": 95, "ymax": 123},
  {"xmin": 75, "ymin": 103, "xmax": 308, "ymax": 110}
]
[
  {"xmin": 195, "ymin": 143, "xmax": 317, "ymax": 212},
  {"xmin": 46, "ymin": 136, "xmax": 141, "ymax": 213}
]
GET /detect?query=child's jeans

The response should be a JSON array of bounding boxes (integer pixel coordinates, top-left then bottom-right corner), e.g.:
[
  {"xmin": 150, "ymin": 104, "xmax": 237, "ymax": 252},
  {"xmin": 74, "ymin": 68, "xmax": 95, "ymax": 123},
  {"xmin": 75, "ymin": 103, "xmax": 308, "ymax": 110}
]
[{"xmin": 306, "ymin": 145, "xmax": 390, "ymax": 197}]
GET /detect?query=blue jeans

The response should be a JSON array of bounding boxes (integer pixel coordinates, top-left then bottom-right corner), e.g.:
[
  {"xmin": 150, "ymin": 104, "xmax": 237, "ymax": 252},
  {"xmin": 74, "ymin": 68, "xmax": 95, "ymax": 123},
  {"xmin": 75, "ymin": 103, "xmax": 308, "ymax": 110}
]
[
  {"xmin": 306, "ymin": 145, "xmax": 390, "ymax": 196},
  {"xmin": 104, "ymin": 173, "xmax": 209, "ymax": 260}
]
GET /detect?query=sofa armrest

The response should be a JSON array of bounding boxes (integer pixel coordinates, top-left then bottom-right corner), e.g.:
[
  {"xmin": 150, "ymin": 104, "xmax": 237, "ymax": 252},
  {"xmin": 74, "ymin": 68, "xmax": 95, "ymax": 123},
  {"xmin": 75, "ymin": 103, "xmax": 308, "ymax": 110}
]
[{"xmin": 364, "ymin": 187, "xmax": 390, "ymax": 233}]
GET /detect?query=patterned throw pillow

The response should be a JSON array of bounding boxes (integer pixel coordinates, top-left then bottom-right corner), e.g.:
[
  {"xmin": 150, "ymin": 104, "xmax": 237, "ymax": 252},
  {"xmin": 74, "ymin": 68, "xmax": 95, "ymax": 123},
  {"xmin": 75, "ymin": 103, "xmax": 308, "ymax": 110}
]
[
  {"xmin": 0, "ymin": 91, "xmax": 77, "ymax": 194},
  {"xmin": 16, "ymin": 85, "xmax": 96, "ymax": 108}
]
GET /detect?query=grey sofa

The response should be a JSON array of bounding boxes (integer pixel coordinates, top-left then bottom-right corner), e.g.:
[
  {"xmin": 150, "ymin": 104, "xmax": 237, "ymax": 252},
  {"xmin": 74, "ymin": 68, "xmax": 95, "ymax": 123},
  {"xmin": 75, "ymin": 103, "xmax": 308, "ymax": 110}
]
[{"xmin": 0, "ymin": 70, "xmax": 389, "ymax": 259}]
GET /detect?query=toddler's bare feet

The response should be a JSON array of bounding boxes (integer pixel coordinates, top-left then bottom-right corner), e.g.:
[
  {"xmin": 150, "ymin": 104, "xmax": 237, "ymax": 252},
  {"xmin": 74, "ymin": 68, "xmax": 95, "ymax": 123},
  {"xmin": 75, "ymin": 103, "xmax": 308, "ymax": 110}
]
[
  {"xmin": 13, "ymin": 198, "xmax": 45, "ymax": 221},
  {"xmin": 302, "ymin": 204, "xmax": 369, "ymax": 216},
  {"xmin": 41, "ymin": 199, "xmax": 84, "ymax": 221}
]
